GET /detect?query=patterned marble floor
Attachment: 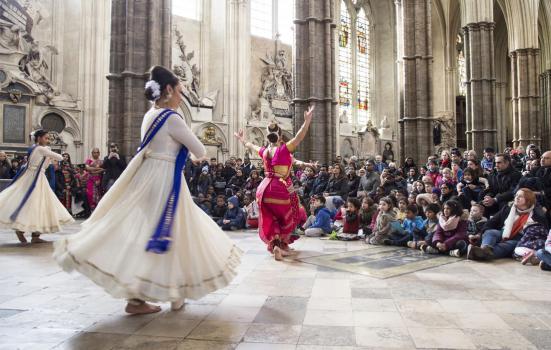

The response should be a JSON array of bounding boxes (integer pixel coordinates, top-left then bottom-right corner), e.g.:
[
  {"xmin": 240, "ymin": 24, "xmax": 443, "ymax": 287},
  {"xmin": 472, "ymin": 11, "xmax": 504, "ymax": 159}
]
[{"xmin": 1, "ymin": 222, "xmax": 551, "ymax": 350}]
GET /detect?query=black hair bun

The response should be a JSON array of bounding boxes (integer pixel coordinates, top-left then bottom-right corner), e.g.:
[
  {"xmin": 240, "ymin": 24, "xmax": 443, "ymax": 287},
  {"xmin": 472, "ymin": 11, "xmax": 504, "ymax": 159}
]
[{"xmin": 144, "ymin": 66, "xmax": 180, "ymax": 101}]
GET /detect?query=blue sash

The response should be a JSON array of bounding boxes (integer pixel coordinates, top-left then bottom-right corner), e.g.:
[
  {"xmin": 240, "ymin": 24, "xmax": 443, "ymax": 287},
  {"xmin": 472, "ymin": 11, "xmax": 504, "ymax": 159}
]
[
  {"xmin": 9, "ymin": 146, "xmax": 47, "ymax": 221},
  {"xmin": 8, "ymin": 145, "xmax": 37, "ymax": 187},
  {"xmin": 139, "ymin": 109, "xmax": 189, "ymax": 254}
]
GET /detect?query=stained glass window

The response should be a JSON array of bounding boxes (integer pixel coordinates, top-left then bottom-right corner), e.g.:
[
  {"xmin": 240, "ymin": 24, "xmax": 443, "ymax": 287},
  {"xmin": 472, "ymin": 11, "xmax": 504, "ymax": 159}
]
[
  {"xmin": 356, "ymin": 8, "xmax": 370, "ymax": 125},
  {"xmin": 457, "ymin": 34, "xmax": 467, "ymax": 96},
  {"xmin": 251, "ymin": 0, "xmax": 273, "ymax": 38},
  {"xmin": 339, "ymin": 1, "xmax": 352, "ymax": 123},
  {"xmin": 278, "ymin": 0, "xmax": 294, "ymax": 44}
]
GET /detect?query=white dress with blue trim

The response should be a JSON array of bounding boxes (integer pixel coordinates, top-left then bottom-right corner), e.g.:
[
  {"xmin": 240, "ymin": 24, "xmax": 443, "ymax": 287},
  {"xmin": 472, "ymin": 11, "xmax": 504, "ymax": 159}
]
[
  {"xmin": 53, "ymin": 107, "xmax": 242, "ymax": 302},
  {"xmin": 0, "ymin": 146, "xmax": 74, "ymax": 233}
]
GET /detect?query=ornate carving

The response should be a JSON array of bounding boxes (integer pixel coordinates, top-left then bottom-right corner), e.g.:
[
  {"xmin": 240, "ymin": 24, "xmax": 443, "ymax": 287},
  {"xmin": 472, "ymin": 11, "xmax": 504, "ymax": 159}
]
[
  {"xmin": 0, "ymin": 0, "xmax": 77, "ymax": 108},
  {"xmin": 173, "ymin": 28, "xmax": 218, "ymax": 108},
  {"xmin": 199, "ymin": 125, "xmax": 223, "ymax": 146},
  {"xmin": 434, "ymin": 112, "xmax": 456, "ymax": 149},
  {"xmin": 250, "ymin": 37, "xmax": 293, "ymax": 121}
]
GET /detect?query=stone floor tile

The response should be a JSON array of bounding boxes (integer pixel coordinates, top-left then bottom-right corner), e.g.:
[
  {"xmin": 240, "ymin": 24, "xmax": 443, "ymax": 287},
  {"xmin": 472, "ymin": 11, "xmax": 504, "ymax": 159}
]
[
  {"xmin": 298, "ymin": 325, "xmax": 356, "ymax": 346},
  {"xmin": 176, "ymin": 339, "xmax": 236, "ymax": 350},
  {"xmin": 253, "ymin": 297, "xmax": 308, "ymax": 325},
  {"xmin": 436, "ymin": 298, "xmax": 490, "ymax": 313},
  {"xmin": 453, "ymin": 312, "xmax": 511, "ymax": 330},
  {"xmin": 351, "ymin": 288, "xmax": 392, "ymax": 299},
  {"xmin": 52, "ymin": 331, "xmax": 127, "ymax": 350},
  {"xmin": 186, "ymin": 321, "xmax": 250, "ymax": 342},
  {"xmin": 207, "ymin": 305, "xmax": 261, "ymax": 323},
  {"xmin": 497, "ymin": 313, "xmax": 550, "ymax": 330},
  {"xmin": 400, "ymin": 312, "xmax": 458, "ymax": 328},
  {"xmin": 84, "ymin": 313, "xmax": 157, "ymax": 334},
  {"xmin": 395, "ymin": 299, "xmax": 444, "ymax": 313},
  {"xmin": 244, "ymin": 323, "xmax": 301, "ymax": 344},
  {"xmin": 235, "ymin": 343, "xmax": 296, "ymax": 350},
  {"xmin": 353, "ymin": 312, "xmax": 405, "ymax": 328},
  {"xmin": 517, "ymin": 329, "xmax": 551, "ymax": 349},
  {"xmin": 354, "ymin": 327, "xmax": 414, "ymax": 348},
  {"xmin": 464, "ymin": 329, "xmax": 538, "ymax": 350},
  {"xmin": 303, "ymin": 309, "xmax": 354, "ymax": 326},
  {"xmin": 306, "ymin": 297, "xmax": 352, "ymax": 311},
  {"xmin": 219, "ymin": 294, "xmax": 268, "ymax": 308},
  {"xmin": 408, "ymin": 327, "xmax": 476, "ymax": 349},
  {"xmin": 311, "ymin": 279, "xmax": 350, "ymax": 298},
  {"xmin": 115, "ymin": 335, "xmax": 182, "ymax": 350},
  {"xmin": 351, "ymin": 298, "xmax": 396, "ymax": 312},
  {"xmin": 135, "ymin": 317, "xmax": 200, "ymax": 338}
]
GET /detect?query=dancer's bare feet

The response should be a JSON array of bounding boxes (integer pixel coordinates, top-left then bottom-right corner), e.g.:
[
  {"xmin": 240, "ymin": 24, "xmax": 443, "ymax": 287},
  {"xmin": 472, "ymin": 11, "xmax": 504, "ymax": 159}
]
[
  {"xmin": 15, "ymin": 231, "xmax": 27, "ymax": 244},
  {"xmin": 170, "ymin": 299, "xmax": 185, "ymax": 311},
  {"xmin": 31, "ymin": 233, "xmax": 47, "ymax": 244},
  {"xmin": 125, "ymin": 301, "xmax": 161, "ymax": 315},
  {"xmin": 273, "ymin": 246, "xmax": 283, "ymax": 261}
]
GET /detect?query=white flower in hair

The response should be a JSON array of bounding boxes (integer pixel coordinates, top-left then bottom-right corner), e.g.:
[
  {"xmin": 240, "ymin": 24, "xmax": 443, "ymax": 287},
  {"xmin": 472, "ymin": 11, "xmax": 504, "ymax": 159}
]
[{"xmin": 145, "ymin": 80, "xmax": 161, "ymax": 100}]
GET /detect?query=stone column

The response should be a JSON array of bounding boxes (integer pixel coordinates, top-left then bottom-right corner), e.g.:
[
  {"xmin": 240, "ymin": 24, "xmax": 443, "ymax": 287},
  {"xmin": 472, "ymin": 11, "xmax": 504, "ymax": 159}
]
[
  {"xmin": 293, "ymin": 0, "xmax": 337, "ymax": 163},
  {"xmin": 107, "ymin": 0, "xmax": 172, "ymax": 158},
  {"xmin": 510, "ymin": 48, "xmax": 541, "ymax": 148},
  {"xmin": 224, "ymin": 0, "xmax": 250, "ymax": 157},
  {"xmin": 541, "ymin": 70, "xmax": 551, "ymax": 150},
  {"xmin": 462, "ymin": 22, "xmax": 497, "ymax": 153},
  {"xmin": 399, "ymin": 0, "xmax": 432, "ymax": 164}
]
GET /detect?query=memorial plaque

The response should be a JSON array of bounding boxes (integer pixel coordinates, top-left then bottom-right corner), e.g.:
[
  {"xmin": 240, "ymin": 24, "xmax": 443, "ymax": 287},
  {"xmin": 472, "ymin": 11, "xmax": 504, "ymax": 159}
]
[{"xmin": 3, "ymin": 104, "xmax": 26, "ymax": 143}]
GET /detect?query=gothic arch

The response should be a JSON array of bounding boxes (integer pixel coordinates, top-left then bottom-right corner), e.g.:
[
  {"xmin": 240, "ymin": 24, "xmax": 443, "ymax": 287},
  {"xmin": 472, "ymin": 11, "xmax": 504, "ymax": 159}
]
[
  {"xmin": 193, "ymin": 122, "xmax": 228, "ymax": 149},
  {"xmin": 38, "ymin": 108, "xmax": 82, "ymax": 143}
]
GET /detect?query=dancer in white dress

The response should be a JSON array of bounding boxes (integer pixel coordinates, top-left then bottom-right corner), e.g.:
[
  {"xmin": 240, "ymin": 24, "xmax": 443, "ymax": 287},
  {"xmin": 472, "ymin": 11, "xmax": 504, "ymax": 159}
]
[
  {"xmin": 0, "ymin": 130, "xmax": 74, "ymax": 244},
  {"xmin": 53, "ymin": 66, "xmax": 242, "ymax": 314}
]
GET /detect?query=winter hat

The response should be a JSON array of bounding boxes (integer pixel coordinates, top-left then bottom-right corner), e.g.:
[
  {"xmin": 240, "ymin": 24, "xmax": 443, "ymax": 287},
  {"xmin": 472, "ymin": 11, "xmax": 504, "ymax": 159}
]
[
  {"xmin": 228, "ymin": 196, "xmax": 239, "ymax": 207},
  {"xmin": 332, "ymin": 196, "xmax": 345, "ymax": 209}
]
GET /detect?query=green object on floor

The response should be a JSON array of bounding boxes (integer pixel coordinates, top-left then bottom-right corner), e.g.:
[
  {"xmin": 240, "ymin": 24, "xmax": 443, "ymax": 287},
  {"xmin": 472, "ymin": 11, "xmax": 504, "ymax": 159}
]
[{"xmin": 328, "ymin": 231, "xmax": 338, "ymax": 240}]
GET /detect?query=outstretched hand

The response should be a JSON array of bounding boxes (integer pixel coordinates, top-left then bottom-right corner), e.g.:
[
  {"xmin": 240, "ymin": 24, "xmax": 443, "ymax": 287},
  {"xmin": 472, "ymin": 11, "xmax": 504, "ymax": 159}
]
[
  {"xmin": 304, "ymin": 105, "xmax": 315, "ymax": 123},
  {"xmin": 234, "ymin": 129, "xmax": 246, "ymax": 144}
]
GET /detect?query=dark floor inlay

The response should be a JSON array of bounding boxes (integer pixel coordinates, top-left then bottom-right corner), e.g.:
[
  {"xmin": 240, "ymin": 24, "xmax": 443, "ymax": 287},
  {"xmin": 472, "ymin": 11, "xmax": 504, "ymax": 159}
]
[{"xmin": 298, "ymin": 246, "xmax": 462, "ymax": 279}]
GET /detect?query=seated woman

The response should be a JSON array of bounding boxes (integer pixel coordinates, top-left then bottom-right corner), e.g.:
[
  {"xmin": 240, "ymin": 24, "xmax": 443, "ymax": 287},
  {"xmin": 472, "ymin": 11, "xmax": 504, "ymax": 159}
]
[
  {"xmin": 323, "ymin": 164, "xmax": 348, "ymax": 208},
  {"xmin": 467, "ymin": 188, "xmax": 549, "ymax": 261},
  {"xmin": 421, "ymin": 199, "xmax": 468, "ymax": 257}
]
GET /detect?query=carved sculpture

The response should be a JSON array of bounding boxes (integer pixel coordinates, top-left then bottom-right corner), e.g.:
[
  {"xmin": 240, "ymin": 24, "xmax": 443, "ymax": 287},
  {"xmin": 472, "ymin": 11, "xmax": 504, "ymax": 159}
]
[
  {"xmin": 200, "ymin": 125, "xmax": 223, "ymax": 145},
  {"xmin": 252, "ymin": 38, "xmax": 293, "ymax": 120},
  {"xmin": 173, "ymin": 28, "xmax": 218, "ymax": 109}
]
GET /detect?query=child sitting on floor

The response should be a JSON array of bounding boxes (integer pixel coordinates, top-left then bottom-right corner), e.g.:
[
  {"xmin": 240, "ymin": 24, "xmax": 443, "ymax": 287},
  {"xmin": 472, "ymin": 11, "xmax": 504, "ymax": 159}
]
[
  {"xmin": 244, "ymin": 194, "xmax": 259, "ymax": 229},
  {"xmin": 467, "ymin": 203, "xmax": 487, "ymax": 246},
  {"xmin": 366, "ymin": 197, "xmax": 400, "ymax": 245},
  {"xmin": 337, "ymin": 197, "xmax": 362, "ymax": 241},
  {"xmin": 403, "ymin": 205, "xmax": 426, "ymax": 249},
  {"xmin": 396, "ymin": 198, "xmax": 408, "ymax": 223},
  {"xmin": 536, "ymin": 230, "xmax": 551, "ymax": 271},
  {"xmin": 217, "ymin": 196, "xmax": 245, "ymax": 231},
  {"xmin": 359, "ymin": 197, "xmax": 377, "ymax": 237},
  {"xmin": 211, "ymin": 195, "xmax": 228, "ymax": 222},
  {"xmin": 303, "ymin": 195, "xmax": 333, "ymax": 237},
  {"xmin": 417, "ymin": 203, "xmax": 440, "ymax": 249},
  {"xmin": 422, "ymin": 200, "xmax": 468, "ymax": 257}
]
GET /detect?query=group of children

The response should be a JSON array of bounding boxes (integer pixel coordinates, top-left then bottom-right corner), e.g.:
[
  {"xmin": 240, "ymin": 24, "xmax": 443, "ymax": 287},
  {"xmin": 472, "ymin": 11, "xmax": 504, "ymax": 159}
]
[
  {"xmin": 194, "ymin": 191, "xmax": 260, "ymax": 231},
  {"xmin": 299, "ymin": 192, "xmax": 493, "ymax": 258}
]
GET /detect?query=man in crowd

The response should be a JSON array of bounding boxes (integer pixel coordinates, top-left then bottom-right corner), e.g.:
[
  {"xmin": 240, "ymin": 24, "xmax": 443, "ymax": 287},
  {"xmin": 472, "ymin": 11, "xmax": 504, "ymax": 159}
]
[
  {"xmin": 102, "ymin": 143, "xmax": 127, "ymax": 192},
  {"xmin": 482, "ymin": 153, "xmax": 522, "ymax": 216}
]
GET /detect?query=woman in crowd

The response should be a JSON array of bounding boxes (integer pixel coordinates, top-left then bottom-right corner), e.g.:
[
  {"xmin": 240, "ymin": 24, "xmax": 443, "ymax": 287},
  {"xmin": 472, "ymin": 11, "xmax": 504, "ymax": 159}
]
[
  {"xmin": 245, "ymin": 169, "xmax": 262, "ymax": 192},
  {"xmin": 228, "ymin": 168, "xmax": 247, "ymax": 193},
  {"xmin": 324, "ymin": 163, "xmax": 348, "ymax": 207},
  {"xmin": 85, "ymin": 148, "xmax": 104, "ymax": 210}
]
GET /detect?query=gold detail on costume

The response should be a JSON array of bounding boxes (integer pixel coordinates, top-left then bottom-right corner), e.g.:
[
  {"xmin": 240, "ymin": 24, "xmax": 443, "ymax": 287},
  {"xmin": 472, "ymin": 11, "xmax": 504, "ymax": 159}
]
[
  {"xmin": 273, "ymin": 165, "xmax": 290, "ymax": 178},
  {"xmin": 263, "ymin": 197, "xmax": 291, "ymax": 205}
]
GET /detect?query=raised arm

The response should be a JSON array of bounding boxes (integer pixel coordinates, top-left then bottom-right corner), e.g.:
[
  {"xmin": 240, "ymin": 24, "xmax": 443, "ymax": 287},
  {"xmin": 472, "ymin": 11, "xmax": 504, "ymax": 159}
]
[
  {"xmin": 234, "ymin": 129, "xmax": 262, "ymax": 155},
  {"xmin": 37, "ymin": 146, "xmax": 63, "ymax": 162},
  {"xmin": 167, "ymin": 114, "xmax": 207, "ymax": 160},
  {"xmin": 288, "ymin": 105, "xmax": 314, "ymax": 150}
]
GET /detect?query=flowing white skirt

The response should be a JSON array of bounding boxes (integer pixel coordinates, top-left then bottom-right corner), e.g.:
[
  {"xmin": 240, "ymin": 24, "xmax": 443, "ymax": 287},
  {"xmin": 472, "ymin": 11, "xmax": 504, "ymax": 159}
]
[
  {"xmin": 0, "ymin": 170, "xmax": 74, "ymax": 233},
  {"xmin": 53, "ymin": 152, "xmax": 242, "ymax": 302}
]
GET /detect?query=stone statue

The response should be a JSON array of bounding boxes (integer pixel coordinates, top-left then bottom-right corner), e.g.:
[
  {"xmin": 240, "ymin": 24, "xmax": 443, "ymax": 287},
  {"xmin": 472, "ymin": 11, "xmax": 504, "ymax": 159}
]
[
  {"xmin": 378, "ymin": 115, "xmax": 392, "ymax": 140},
  {"xmin": 173, "ymin": 28, "xmax": 218, "ymax": 108},
  {"xmin": 339, "ymin": 110, "xmax": 349, "ymax": 124},
  {"xmin": 200, "ymin": 125, "xmax": 223, "ymax": 145},
  {"xmin": 380, "ymin": 115, "xmax": 390, "ymax": 129}
]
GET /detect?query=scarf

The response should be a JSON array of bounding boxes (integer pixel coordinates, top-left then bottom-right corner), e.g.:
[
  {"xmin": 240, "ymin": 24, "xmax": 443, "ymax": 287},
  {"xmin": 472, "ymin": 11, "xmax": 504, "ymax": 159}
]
[
  {"xmin": 502, "ymin": 205, "xmax": 534, "ymax": 240},
  {"xmin": 438, "ymin": 213, "xmax": 460, "ymax": 231}
]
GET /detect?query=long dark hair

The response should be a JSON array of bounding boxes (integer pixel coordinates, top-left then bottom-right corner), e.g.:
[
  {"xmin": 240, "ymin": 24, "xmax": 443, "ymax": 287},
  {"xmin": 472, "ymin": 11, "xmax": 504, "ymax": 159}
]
[
  {"xmin": 443, "ymin": 199, "xmax": 463, "ymax": 217},
  {"xmin": 144, "ymin": 66, "xmax": 179, "ymax": 101}
]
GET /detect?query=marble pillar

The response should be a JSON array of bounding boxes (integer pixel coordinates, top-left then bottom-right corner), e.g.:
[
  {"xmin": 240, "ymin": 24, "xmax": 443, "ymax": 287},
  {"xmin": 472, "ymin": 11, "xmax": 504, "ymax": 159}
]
[
  {"xmin": 463, "ymin": 22, "xmax": 496, "ymax": 153},
  {"xmin": 399, "ymin": 0, "xmax": 432, "ymax": 164},
  {"xmin": 294, "ymin": 0, "xmax": 337, "ymax": 163},
  {"xmin": 510, "ymin": 48, "xmax": 541, "ymax": 148},
  {"xmin": 107, "ymin": 0, "xmax": 172, "ymax": 158}
]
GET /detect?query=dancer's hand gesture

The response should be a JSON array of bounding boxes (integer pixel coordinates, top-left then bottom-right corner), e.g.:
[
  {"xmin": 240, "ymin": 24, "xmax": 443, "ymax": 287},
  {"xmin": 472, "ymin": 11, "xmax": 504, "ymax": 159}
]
[
  {"xmin": 234, "ymin": 129, "xmax": 246, "ymax": 144},
  {"xmin": 304, "ymin": 105, "xmax": 315, "ymax": 123}
]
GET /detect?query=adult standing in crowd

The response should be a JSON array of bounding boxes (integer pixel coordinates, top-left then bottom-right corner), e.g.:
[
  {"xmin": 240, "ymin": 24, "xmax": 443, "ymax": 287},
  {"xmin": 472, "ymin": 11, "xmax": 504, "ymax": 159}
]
[{"xmin": 102, "ymin": 143, "xmax": 127, "ymax": 192}]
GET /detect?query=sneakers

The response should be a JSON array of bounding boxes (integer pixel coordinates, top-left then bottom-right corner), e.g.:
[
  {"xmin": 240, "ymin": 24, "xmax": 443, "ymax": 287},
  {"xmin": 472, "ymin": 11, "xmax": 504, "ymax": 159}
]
[
  {"xmin": 407, "ymin": 241, "xmax": 417, "ymax": 249},
  {"xmin": 449, "ymin": 249, "xmax": 463, "ymax": 258},
  {"xmin": 540, "ymin": 261, "xmax": 551, "ymax": 271},
  {"xmin": 467, "ymin": 245, "xmax": 494, "ymax": 261},
  {"xmin": 421, "ymin": 245, "xmax": 440, "ymax": 254}
]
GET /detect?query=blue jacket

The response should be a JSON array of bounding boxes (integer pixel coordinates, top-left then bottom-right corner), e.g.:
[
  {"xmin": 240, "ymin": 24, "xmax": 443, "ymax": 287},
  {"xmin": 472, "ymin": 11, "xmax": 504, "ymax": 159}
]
[
  {"xmin": 222, "ymin": 207, "xmax": 245, "ymax": 228},
  {"xmin": 402, "ymin": 216, "xmax": 425, "ymax": 235},
  {"xmin": 311, "ymin": 206, "xmax": 333, "ymax": 233}
]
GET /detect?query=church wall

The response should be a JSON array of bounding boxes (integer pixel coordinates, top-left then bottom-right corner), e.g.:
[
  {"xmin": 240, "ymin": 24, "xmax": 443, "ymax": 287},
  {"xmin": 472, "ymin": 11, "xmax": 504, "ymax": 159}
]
[{"xmin": 432, "ymin": 7, "xmax": 447, "ymax": 122}]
